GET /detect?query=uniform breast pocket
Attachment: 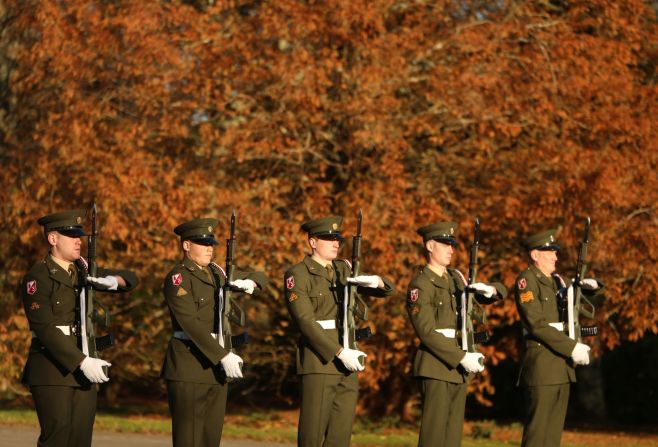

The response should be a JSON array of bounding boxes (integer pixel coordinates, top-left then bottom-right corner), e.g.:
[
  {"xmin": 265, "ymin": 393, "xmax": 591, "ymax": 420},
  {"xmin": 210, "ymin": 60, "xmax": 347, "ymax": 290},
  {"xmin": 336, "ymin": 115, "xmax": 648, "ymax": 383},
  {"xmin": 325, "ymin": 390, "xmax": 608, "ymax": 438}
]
[
  {"xmin": 308, "ymin": 293, "xmax": 324, "ymax": 314},
  {"xmin": 194, "ymin": 296, "xmax": 214, "ymax": 321},
  {"xmin": 51, "ymin": 293, "xmax": 71, "ymax": 316},
  {"xmin": 430, "ymin": 296, "xmax": 446, "ymax": 320}
]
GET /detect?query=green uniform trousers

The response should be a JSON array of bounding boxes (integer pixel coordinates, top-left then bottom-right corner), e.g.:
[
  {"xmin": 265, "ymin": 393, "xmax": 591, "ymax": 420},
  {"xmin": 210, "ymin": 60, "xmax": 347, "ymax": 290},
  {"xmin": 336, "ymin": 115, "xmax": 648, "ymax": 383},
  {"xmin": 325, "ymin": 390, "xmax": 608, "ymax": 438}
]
[
  {"xmin": 30, "ymin": 385, "xmax": 97, "ymax": 447},
  {"xmin": 167, "ymin": 380, "xmax": 228, "ymax": 447},
  {"xmin": 522, "ymin": 384, "xmax": 570, "ymax": 447},
  {"xmin": 298, "ymin": 373, "xmax": 359, "ymax": 447},
  {"xmin": 417, "ymin": 378, "xmax": 467, "ymax": 447}
]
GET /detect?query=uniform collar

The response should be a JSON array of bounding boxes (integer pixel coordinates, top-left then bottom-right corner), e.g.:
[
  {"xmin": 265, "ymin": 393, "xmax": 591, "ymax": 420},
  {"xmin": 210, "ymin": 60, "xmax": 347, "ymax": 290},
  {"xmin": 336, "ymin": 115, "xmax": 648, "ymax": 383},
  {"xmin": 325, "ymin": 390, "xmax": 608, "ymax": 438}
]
[
  {"xmin": 303, "ymin": 256, "xmax": 333, "ymax": 280},
  {"xmin": 49, "ymin": 254, "xmax": 74, "ymax": 272},
  {"xmin": 182, "ymin": 257, "xmax": 215, "ymax": 286},
  {"xmin": 529, "ymin": 264, "xmax": 553, "ymax": 285},
  {"xmin": 46, "ymin": 255, "xmax": 74, "ymax": 286},
  {"xmin": 421, "ymin": 265, "xmax": 450, "ymax": 289}
]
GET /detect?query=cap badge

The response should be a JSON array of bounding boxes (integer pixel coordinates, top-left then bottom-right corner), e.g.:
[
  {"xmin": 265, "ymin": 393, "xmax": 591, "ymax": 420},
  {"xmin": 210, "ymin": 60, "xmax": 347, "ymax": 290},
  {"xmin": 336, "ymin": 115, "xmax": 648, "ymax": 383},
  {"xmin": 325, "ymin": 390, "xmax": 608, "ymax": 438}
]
[
  {"xmin": 450, "ymin": 227, "xmax": 454, "ymax": 235},
  {"xmin": 332, "ymin": 223, "xmax": 338, "ymax": 230},
  {"xmin": 27, "ymin": 280, "xmax": 37, "ymax": 295},
  {"xmin": 76, "ymin": 216, "xmax": 82, "ymax": 224},
  {"xmin": 208, "ymin": 226, "xmax": 213, "ymax": 232},
  {"xmin": 549, "ymin": 235, "xmax": 554, "ymax": 242}
]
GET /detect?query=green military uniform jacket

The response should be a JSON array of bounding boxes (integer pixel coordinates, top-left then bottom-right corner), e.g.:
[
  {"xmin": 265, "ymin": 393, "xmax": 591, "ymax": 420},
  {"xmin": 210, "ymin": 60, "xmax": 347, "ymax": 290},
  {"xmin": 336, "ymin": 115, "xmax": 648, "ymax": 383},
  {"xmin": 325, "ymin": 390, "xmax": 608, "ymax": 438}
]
[
  {"xmin": 285, "ymin": 256, "xmax": 395, "ymax": 375},
  {"xmin": 407, "ymin": 267, "xmax": 506, "ymax": 383},
  {"xmin": 515, "ymin": 265, "xmax": 605, "ymax": 386},
  {"xmin": 22, "ymin": 255, "xmax": 138, "ymax": 386},
  {"xmin": 161, "ymin": 257, "xmax": 268, "ymax": 384}
]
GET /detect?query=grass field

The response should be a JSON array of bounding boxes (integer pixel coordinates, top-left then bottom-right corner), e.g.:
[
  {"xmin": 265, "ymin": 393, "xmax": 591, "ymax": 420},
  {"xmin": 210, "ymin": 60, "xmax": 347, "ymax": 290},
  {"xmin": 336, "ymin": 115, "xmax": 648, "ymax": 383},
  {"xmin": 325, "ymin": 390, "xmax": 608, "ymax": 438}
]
[{"xmin": 1, "ymin": 408, "xmax": 656, "ymax": 447}]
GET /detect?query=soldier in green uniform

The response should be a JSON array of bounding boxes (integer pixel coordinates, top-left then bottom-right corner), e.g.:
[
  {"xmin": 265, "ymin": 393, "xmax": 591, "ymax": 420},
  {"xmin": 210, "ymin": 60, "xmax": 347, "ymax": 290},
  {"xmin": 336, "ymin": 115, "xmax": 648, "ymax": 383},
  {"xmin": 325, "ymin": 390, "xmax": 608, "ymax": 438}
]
[
  {"xmin": 406, "ymin": 222, "xmax": 506, "ymax": 447},
  {"xmin": 162, "ymin": 217, "xmax": 268, "ymax": 447},
  {"xmin": 515, "ymin": 229, "xmax": 605, "ymax": 447},
  {"xmin": 284, "ymin": 216, "xmax": 395, "ymax": 447},
  {"xmin": 21, "ymin": 209, "xmax": 138, "ymax": 447}
]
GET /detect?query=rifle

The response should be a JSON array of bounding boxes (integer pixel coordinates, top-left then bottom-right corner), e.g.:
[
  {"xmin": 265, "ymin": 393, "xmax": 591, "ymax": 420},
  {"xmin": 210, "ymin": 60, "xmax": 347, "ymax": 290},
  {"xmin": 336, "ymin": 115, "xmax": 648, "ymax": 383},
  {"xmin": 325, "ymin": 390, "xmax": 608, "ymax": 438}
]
[
  {"xmin": 460, "ymin": 218, "xmax": 489, "ymax": 353},
  {"xmin": 565, "ymin": 217, "xmax": 598, "ymax": 341},
  {"xmin": 85, "ymin": 203, "xmax": 115, "ymax": 353},
  {"xmin": 219, "ymin": 211, "xmax": 247, "ymax": 349},
  {"xmin": 342, "ymin": 210, "xmax": 371, "ymax": 364}
]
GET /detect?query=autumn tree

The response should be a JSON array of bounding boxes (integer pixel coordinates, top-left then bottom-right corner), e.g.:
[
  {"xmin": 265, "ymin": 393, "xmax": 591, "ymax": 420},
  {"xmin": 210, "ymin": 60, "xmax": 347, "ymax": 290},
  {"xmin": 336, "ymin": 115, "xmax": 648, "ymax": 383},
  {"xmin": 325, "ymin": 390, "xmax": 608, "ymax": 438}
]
[{"xmin": 1, "ymin": 0, "xmax": 656, "ymax": 421}]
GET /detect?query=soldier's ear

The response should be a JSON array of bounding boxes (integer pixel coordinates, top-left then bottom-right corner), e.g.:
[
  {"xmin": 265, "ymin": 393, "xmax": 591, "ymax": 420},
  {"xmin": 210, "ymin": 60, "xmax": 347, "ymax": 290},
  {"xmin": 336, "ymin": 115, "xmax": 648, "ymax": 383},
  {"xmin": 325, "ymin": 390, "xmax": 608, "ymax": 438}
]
[
  {"xmin": 182, "ymin": 240, "xmax": 191, "ymax": 252},
  {"xmin": 425, "ymin": 240, "xmax": 433, "ymax": 253},
  {"xmin": 46, "ymin": 232, "xmax": 57, "ymax": 247},
  {"xmin": 529, "ymin": 249, "xmax": 539, "ymax": 262},
  {"xmin": 309, "ymin": 237, "xmax": 317, "ymax": 249}
]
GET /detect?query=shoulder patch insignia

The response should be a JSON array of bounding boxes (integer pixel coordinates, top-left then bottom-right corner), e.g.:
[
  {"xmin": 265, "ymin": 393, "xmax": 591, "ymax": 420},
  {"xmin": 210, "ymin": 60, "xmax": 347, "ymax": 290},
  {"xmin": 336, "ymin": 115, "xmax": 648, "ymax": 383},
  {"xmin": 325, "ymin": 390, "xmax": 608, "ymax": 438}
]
[
  {"xmin": 177, "ymin": 287, "xmax": 188, "ymax": 297},
  {"xmin": 286, "ymin": 276, "xmax": 295, "ymax": 290},
  {"xmin": 288, "ymin": 292, "xmax": 298, "ymax": 302},
  {"xmin": 409, "ymin": 288, "xmax": 419, "ymax": 302},
  {"xmin": 29, "ymin": 301, "xmax": 40, "ymax": 311},
  {"xmin": 27, "ymin": 280, "xmax": 37, "ymax": 295},
  {"xmin": 520, "ymin": 291, "xmax": 534, "ymax": 303},
  {"xmin": 517, "ymin": 278, "xmax": 527, "ymax": 290},
  {"xmin": 171, "ymin": 273, "xmax": 183, "ymax": 286}
]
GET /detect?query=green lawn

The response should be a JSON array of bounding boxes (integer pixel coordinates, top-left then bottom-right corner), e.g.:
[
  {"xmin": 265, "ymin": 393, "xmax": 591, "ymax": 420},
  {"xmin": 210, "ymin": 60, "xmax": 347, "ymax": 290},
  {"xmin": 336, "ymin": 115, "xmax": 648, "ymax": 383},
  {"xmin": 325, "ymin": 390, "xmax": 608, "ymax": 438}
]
[{"xmin": 1, "ymin": 408, "xmax": 656, "ymax": 447}]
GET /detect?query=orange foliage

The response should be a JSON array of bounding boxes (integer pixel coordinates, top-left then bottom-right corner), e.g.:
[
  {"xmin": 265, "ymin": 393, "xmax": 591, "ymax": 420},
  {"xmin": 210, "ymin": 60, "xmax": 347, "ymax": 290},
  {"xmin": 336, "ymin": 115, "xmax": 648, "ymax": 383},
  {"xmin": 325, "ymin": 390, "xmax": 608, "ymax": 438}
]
[{"xmin": 1, "ymin": 0, "xmax": 656, "ymax": 418}]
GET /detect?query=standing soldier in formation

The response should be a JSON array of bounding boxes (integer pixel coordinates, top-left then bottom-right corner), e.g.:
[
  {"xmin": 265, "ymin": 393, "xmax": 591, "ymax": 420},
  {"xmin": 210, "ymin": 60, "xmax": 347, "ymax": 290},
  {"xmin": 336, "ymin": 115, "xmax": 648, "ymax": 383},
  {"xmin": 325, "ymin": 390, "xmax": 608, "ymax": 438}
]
[
  {"xmin": 21, "ymin": 209, "xmax": 138, "ymax": 447},
  {"xmin": 161, "ymin": 218, "xmax": 268, "ymax": 447},
  {"xmin": 515, "ymin": 229, "xmax": 604, "ymax": 447},
  {"xmin": 284, "ymin": 216, "xmax": 395, "ymax": 447},
  {"xmin": 406, "ymin": 222, "xmax": 506, "ymax": 447}
]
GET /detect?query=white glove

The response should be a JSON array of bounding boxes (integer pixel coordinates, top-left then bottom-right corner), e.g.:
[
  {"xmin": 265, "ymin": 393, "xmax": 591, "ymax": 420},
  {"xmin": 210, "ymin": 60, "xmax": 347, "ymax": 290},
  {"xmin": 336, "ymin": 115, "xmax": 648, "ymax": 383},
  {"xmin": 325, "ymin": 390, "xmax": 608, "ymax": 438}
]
[
  {"xmin": 346, "ymin": 275, "xmax": 382, "ymax": 289},
  {"xmin": 468, "ymin": 282, "xmax": 497, "ymax": 298},
  {"xmin": 87, "ymin": 275, "xmax": 119, "ymax": 291},
  {"xmin": 337, "ymin": 348, "xmax": 367, "ymax": 372},
  {"xmin": 80, "ymin": 356, "xmax": 111, "ymax": 383},
  {"xmin": 459, "ymin": 352, "xmax": 485, "ymax": 373},
  {"xmin": 220, "ymin": 352, "xmax": 244, "ymax": 379},
  {"xmin": 571, "ymin": 342, "xmax": 591, "ymax": 366},
  {"xmin": 579, "ymin": 278, "xmax": 599, "ymax": 290},
  {"xmin": 230, "ymin": 279, "xmax": 257, "ymax": 295}
]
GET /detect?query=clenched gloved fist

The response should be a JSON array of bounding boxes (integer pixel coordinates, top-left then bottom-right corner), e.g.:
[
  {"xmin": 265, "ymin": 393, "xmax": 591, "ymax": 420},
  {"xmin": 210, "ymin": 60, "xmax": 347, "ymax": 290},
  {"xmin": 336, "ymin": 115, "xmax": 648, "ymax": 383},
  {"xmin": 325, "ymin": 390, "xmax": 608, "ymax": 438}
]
[
  {"xmin": 337, "ymin": 348, "xmax": 367, "ymax": 372},
  {"xmin": 80, "ymin": 356, "xmax": 111, "ymax": 383},
  {"xmin": 347, "ymin": 275, "xmax": 382, "ymax": 289},
  {"xmin": 571, "ymin": 342, "xmax": 590, "ymax": 366},
  {"xmin": 87, "ymin": 275, "xmax": 119, "ymax": 291},
  {"xmin": 459, "ymin": 352, "xmax": 485, "ymax": 374},
  {"xmin": 579, "ymin": 278, "xmax": 600, "ymax": 290},
  {"xmin": 230, "ymin": 279, "xmax": 257, "ymax": 295},
  {"xmin": 220, "ymin": 352, "xmax": 244, "ymax": 379},
  {"xmin": 468, "ymin": 282, "xmax": 497, "ymax": 298}
]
